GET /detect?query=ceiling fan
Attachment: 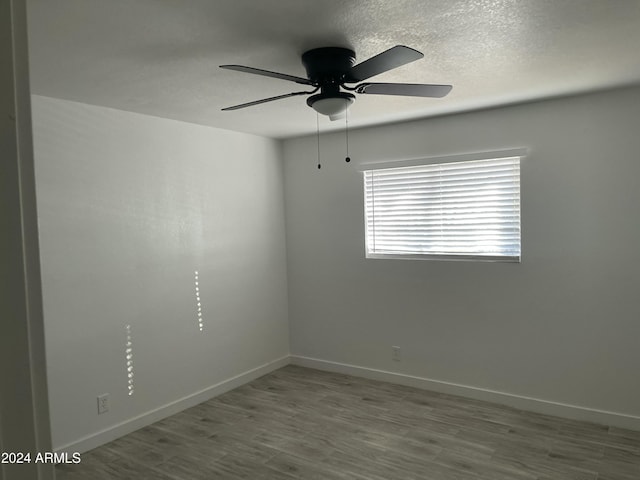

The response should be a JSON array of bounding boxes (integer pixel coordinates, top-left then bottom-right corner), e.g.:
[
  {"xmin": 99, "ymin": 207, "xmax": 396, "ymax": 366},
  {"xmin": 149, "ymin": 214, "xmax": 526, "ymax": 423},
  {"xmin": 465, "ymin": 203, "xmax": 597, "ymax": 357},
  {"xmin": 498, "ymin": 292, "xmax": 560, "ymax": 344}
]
[{"xmin": 220, "ymin": 45, "xmax": 452, "ymax": 120}]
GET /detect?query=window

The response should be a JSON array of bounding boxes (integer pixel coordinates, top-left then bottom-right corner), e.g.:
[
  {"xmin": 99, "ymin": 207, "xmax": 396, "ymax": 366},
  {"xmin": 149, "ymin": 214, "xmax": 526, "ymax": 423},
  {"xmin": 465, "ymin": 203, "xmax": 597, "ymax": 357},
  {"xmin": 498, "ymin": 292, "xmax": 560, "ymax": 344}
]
[{"xmin": 363, "ymin": 154, "xmax": 521, "ymax": 261}]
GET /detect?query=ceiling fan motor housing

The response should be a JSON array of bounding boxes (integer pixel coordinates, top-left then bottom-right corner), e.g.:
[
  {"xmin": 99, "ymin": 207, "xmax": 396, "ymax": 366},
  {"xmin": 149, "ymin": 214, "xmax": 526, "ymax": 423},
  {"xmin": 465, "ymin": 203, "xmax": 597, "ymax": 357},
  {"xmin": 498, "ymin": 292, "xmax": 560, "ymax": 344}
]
[
  {"xmin": 302, "ymin": 47, "xmax": 357, "ymax": 116},
  {"xmin": 301, "ymin": 47, "xmax": 356, "ymax": 87}
]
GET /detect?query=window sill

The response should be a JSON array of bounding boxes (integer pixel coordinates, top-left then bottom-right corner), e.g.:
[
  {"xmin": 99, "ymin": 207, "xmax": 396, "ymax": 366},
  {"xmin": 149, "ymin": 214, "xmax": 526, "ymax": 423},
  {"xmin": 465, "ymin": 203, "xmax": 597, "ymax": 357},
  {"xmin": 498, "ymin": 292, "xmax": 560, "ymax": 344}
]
[{"xmin": 365, "ymin": 253, "xmax": 521, "ymax": 263}]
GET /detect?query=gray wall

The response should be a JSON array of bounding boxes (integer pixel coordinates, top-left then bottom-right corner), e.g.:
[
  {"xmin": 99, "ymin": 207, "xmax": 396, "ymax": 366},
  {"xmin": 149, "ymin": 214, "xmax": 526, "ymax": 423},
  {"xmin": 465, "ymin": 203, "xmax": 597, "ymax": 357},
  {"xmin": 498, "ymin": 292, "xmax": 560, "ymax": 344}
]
[
  {"xmin": 32, "ymin": 96, "xmax": 290, "ymax": 450},
  {"xmin": 283, "ymin": 86, "xmax": 640, "ymax": 424}
]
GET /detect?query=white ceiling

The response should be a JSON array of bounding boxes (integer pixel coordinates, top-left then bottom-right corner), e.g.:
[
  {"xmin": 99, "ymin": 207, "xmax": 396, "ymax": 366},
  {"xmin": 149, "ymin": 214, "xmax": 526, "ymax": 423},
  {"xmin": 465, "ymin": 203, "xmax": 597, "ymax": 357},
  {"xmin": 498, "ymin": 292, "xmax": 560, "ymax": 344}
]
[{"xmin": 27, "ymin": 0, "xmax": 640, "ymax": 139}]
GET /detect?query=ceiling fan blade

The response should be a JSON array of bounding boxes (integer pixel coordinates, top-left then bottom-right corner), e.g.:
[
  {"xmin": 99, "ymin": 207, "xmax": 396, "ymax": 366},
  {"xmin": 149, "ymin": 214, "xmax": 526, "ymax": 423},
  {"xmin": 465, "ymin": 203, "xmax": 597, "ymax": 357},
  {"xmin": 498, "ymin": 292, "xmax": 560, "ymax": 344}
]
[
  {"xmin": 346, "ymin": 45, "xmax": 424, "ymax": 82},
  {"xmin": 356, "ymin": 83, "xmax": 452, "ymax": 98},
  {"xmin": 221, "ymin": 90, "xmax": 314, "ymax": 111},
  {"xmin": 220, "ymin": 65, "xmax": 313, "ymax": 85}
]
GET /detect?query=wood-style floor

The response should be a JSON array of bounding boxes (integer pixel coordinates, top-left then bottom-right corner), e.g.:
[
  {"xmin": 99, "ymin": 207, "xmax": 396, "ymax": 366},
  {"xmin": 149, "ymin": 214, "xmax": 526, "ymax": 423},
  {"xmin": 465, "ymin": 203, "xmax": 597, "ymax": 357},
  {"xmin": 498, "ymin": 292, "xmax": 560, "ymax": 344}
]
[{"xmin": 56, "ymin": 365, "xmax": 640, "ymax": 480}]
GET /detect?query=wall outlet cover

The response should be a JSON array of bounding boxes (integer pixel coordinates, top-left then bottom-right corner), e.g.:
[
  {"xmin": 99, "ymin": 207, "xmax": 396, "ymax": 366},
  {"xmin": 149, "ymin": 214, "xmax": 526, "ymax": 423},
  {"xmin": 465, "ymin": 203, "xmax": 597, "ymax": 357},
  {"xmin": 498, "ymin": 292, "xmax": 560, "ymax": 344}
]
[
  {"xmin": 97, "ymin": 393, "xmax": 110, "ymax": 414},
  {"xmin": 392, "ymin": 346, "xmax": 401, "ymax": 361}
]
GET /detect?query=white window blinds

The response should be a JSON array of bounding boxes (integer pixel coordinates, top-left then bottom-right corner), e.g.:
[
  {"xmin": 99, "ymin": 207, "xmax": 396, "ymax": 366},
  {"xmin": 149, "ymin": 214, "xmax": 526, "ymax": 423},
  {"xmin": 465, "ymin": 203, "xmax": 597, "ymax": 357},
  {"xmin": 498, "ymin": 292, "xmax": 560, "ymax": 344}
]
[{"xmin": 363, "ymin": 156, "xmax": 521, "ymax": 261}]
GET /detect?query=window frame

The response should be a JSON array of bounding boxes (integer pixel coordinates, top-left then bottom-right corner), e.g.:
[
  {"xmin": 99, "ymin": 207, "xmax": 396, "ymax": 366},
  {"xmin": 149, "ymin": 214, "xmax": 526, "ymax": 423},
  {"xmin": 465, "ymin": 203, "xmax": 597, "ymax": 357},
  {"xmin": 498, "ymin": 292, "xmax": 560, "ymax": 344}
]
[{"xmin": 360, "ymin": 149, "xmax": 526, "ymax": 263}]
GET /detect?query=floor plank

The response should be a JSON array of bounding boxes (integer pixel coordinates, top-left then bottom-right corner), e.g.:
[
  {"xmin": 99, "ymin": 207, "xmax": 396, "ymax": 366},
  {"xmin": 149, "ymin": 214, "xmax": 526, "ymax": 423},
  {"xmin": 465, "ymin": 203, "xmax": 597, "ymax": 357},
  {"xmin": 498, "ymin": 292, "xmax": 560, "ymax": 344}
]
[{"xmin": 55, "ymin": 365, "xmax": 640, "ymax": 479}]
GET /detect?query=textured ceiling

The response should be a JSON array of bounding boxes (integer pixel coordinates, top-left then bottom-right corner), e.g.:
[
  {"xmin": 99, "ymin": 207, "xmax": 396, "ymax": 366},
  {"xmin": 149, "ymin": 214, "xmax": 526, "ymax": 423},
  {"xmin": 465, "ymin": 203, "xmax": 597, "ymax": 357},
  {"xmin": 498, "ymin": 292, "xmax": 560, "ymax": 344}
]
[{"xmin": 27, "ymin": 0, "xmax": 640, "ymax": 138}]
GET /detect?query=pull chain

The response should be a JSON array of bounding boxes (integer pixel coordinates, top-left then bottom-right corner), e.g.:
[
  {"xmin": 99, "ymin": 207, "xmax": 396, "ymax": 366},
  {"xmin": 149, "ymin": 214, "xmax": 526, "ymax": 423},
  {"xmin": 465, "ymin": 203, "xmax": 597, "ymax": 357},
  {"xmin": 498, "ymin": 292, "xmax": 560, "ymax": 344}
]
[
  {"xmin": 316, "ymin": 113, "xmax": 321, "ymax": 169},
  {"xmin": 345, "ymin": 107, "xmax": 351, "ymax": 163}
]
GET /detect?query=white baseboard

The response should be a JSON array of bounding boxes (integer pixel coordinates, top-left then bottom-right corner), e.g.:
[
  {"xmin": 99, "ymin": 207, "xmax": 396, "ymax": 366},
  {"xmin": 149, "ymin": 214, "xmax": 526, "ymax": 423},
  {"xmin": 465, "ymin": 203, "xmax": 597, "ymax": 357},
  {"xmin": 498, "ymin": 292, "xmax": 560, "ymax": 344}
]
[
  {"xmin": 290, "ymin": 355, "xmax": 640, "ymax": 432},
  {"xmin": 55, "ymin": 355, "xmax": 290, "ymax": 454},
  {"xmin": 56, "ymin": 352, "xmax": 640, "ymax": 453}
]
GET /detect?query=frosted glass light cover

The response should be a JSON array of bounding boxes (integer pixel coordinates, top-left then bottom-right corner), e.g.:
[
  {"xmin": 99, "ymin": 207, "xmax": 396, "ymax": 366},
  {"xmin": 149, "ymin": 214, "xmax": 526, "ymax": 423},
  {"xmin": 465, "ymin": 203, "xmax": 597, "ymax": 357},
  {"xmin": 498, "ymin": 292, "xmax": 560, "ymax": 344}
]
[{"xmin": 311, "ymin": 97, "xmax": 353, "ymax": 116}]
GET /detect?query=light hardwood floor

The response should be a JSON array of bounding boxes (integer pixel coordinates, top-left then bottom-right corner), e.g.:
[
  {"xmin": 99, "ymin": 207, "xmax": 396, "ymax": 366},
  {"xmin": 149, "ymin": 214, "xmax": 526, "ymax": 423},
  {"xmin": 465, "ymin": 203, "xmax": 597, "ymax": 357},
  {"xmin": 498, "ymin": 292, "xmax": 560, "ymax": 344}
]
[{"xmin": 56, "ymin": 365, "xmax": 640, "ymax": 479}]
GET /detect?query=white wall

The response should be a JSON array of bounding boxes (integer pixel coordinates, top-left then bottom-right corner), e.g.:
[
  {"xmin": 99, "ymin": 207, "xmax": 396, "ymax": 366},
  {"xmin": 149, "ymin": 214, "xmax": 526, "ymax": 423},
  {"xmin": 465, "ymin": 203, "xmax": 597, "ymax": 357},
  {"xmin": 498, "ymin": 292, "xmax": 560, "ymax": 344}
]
[
  {"xmin": 283, "ymin": 86, "xmax": 640, "ymax": 426},
  {"xmin": 32, "ymin": 96, "xmax": 289, "ymax": 450}
]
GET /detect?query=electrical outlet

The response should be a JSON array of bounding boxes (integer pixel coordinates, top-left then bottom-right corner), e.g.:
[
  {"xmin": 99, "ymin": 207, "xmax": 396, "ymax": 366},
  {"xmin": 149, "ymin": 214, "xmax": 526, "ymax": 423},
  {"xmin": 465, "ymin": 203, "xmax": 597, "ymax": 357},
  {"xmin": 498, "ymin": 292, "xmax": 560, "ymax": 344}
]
[
  {"xmin": 97, "ymin": 393, "xmax": 110, "ymax": 414},
  {"xmin": 392, "ymin": 346, "xmax": 401, "ymax": 361}
]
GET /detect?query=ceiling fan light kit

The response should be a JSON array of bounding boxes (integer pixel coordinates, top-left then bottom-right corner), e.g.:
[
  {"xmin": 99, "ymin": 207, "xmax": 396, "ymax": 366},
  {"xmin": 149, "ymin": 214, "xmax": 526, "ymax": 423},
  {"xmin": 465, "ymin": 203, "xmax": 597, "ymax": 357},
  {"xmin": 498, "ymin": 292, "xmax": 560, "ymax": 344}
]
[
  {"xmin": 307, "ymin": 92, "xmax": 354, "ymax": 117},
  {"xmin": 220, "ymin": 45, "xmax": 452, "ymax": 118}
]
